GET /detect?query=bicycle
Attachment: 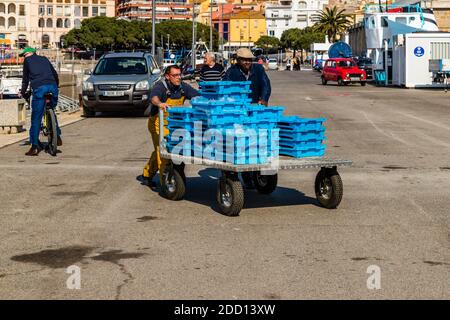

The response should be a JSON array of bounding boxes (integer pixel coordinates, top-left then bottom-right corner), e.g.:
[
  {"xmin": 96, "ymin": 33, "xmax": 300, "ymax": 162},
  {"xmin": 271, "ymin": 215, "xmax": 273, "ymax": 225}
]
[{"xmin": 24, "ymin": 91, "xmax": 59, "ymax": 156}]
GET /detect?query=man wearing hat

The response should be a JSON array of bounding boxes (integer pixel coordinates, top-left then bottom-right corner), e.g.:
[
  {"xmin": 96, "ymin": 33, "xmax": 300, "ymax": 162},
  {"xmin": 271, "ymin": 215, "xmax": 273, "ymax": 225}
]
[
  {"xmin": 224, "ymin": 48, "xmax": 271, "ymax": 106},
  {"xmin": 19, "ymin": 47, "xmax": 62, "ymax": 156},
  {"xmin": 224, "ymin": 48, "xmax": 272, "ymax": 189}
]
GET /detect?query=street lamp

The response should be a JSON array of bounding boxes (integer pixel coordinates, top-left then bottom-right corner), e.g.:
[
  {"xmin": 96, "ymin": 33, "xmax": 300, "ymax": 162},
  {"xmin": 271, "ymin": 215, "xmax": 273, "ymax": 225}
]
[
  {"xmin": 210, "ymin": 0, "xmax": 213, "ymax": 51},
  {"xmin": 248, "ymin": 10, "xmax": 251, "ymax": 49},
  {"xmin": 151, "ymin": 0, "xmax": 156, "ymax": 56},
  {"xmin": 191, "ymin": 0, "xmax": 196, "ymax": 71}
]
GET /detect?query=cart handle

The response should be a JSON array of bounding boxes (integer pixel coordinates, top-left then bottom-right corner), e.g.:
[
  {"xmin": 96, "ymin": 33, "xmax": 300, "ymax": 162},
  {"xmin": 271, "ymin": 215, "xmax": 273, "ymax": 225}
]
[{"xmin": 159, "ymin": 108, "xmax": 164, "ymax": 147}]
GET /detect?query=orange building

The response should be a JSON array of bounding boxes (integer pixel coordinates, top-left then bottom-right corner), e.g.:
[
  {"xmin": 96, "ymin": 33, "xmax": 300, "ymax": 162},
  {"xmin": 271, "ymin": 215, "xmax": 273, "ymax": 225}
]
[{"xmin": 211, "ymin": 3, "xmax": 234, "ymax": 42}]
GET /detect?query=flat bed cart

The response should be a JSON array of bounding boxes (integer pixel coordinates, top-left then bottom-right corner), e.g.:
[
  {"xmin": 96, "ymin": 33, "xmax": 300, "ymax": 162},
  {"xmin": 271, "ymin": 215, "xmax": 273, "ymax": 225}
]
[{"xmin": 158, "ymin": 110, "xmax": 352, "ymax": 216}]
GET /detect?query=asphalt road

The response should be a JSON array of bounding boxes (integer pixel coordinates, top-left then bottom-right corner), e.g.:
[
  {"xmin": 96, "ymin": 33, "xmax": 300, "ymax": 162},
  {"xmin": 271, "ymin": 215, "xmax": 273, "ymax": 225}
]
[{"xmin": 0, "ymin": 70, "xmax": 449, "ymax": 299}]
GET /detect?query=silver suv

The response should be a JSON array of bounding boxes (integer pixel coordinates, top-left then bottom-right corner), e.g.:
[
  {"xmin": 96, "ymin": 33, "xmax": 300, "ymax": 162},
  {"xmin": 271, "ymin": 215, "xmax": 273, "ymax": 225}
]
[{"xmin": 81, "ymin": 52, "xmax": 161, "ymax": 117}]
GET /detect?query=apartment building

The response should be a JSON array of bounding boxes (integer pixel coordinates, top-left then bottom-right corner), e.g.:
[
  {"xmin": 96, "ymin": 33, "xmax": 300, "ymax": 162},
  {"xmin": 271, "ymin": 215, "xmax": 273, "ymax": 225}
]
[
  {"xmin": 226, "ymin": 10, "xmax": 266, "ymax": 50},
  {"xmin": 116, "ymin": 0, "xmax": 191, "ymax": 21},
  {"xmin": 265, "ymin": 0, "xmax": 329, "ymax": 39},
  {"xmin": 0, "ymin": 0, "xmax": 115, "ymax": 49},
  {"xmin": 196, "ymin": 0, "xmax": 266, "ymax": 26}
]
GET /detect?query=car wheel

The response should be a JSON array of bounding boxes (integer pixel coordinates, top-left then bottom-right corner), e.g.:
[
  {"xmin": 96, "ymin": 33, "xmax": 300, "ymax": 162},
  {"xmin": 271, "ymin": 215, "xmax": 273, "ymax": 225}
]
[
  {"xmin": 82, "ymin": 106, "xmax": 95, "ymax": 117},
  {"xmin": 321, "ymin": 76, "xmax": 327, "ymax": 85},
  {"xmin": 337, "ymin": 77, "xmax": 344, "ymax": 86},
  {"xmin": 361, "ymin": 82, "xmax": 366, "ymax": 86}
]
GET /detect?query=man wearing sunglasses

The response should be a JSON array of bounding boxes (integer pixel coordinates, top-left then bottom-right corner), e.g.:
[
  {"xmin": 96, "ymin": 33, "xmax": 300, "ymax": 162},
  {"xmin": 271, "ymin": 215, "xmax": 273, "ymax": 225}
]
[{"xmin": 140, "ymin": 65, "xmax": 199, "ymax": 188}]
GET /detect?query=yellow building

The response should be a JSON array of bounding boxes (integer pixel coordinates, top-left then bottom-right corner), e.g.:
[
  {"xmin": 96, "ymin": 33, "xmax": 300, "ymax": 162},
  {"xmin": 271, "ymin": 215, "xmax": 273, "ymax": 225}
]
[{"xmin": 227, "ymin": 10, "xmax": 266, "ymax": 50}]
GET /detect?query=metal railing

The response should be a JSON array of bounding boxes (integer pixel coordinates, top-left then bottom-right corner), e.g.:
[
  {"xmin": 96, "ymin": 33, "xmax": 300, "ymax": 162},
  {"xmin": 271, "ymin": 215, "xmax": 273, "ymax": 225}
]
[{"xmin": 57, "ymin": 94, "xmax": 79, "ymax": 113}]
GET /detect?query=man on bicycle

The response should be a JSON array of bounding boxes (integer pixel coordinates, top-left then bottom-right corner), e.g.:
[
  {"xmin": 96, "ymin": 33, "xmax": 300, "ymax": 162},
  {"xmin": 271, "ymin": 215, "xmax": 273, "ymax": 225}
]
[{"xmin": 19, "ymin": 47, "xmax": 62, "ymax": 156}]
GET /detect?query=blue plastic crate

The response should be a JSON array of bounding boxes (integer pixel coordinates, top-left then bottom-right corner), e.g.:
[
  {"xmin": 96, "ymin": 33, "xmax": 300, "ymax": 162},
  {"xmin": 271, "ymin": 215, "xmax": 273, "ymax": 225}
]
[
  {"xmin": 167, "ymin": 122, "xmax": 196, "ymax": 132},
  {"xmin": 216, "ymin": 152, "xmax": 268, "ymax": 165},
  {"xmin": 194, "ymin": 110, "xmax": 247, "ymax": 126},
  {"xmin": 200, "ymin": 91, "xmax": 251, "ymax": 101},
  {"xmin": 247, "ymin": 106, "xmax": 285, "ymax": 123},
  {"xmin": 278, "ymin": 116, "xmax": 326, "ymax": 132},
  {"xmin": 280, "ymin": 145, "xmax": 326, "ymax": 158},
  {"xmin": 244, "ymin": 120, "xmax": 278, "ymax": 129},
  {"xmin": 198, "ymin": 81, "xmax": 251, "ymax": 94},
  {"xmin": 167, "ymin": 107, "xmax": 196, "ymax": 121},
  {"xmin": 279, "ymin": 130, "xmax": 326, "ymax": 142},
  {"xmin": 191, "ymin": 98, "xmax": 250, "ymax": 112},
  {"xmin": 279, "ymin": 139, "xmax": 324, "ymax": 150},
  {"xmin": 198, "ymin": 134, "xmax": 277, "ymax": 152},
  {"xmin": 188, "ymin": 142, "xmax": 278, "ymax": 164}
]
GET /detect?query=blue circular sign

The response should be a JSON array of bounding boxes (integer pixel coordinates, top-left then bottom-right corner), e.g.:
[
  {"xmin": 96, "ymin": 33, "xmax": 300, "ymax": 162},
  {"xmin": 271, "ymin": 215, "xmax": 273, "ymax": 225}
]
[{"xmin": 414, "ymin": 46, "xmax": 425, "ymax": 57}]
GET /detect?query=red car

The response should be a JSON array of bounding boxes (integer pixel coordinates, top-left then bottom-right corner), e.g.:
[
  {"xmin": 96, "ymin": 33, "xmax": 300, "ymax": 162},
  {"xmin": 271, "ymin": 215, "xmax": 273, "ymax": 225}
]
[{"xmin": 321, "ymin": 58, "xmax": 367, "ymax": 86}]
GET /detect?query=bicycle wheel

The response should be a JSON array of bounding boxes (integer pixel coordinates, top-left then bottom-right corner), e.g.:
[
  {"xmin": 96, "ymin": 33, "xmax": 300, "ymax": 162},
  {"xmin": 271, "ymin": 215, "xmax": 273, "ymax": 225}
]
[{"xmin": 46, "ymin": 108, "xmax": 58, "ymax": 156}]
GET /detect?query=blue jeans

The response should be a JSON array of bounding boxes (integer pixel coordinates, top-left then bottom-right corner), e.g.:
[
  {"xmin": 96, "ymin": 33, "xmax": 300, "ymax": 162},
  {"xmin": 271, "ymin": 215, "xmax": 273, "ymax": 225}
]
[{"xmin": 30, "ymin": 84, "xmax": 61, "ymax": 147}]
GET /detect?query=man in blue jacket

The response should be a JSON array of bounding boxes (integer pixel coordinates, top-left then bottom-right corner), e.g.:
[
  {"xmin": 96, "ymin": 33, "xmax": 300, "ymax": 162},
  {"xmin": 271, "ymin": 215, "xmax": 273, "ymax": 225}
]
[
  {"xmin": 224, "ymin": 48, "xmax": 271, "ymax": 105},
  {"xmin": 19, "ymin": 47, "xmax": 62, "ymax": 156},
  {"xmin": 224, "ymin": 48, "xmax": 272, "ymax": 188}
]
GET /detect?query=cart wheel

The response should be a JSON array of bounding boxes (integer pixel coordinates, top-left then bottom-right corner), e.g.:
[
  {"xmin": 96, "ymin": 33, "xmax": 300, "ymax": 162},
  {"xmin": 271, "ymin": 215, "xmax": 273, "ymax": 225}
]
[
  {"xmin": 315, "ymin": 168, "xmax": 343, "ymax": 209},
  {"xmin": 174, "ymin": 163, "xmax": 186, "ymax": 186},
  {"xmin": 161, "ymin": 166, "xmax": 186, "ymax": 201},
  {"xmin": 216, "ymin": 175, "xmax": 244, "ymax": 216},
  {"xmin": 253, "ymin": 172, "xmax": 278, "ymax": 194}
]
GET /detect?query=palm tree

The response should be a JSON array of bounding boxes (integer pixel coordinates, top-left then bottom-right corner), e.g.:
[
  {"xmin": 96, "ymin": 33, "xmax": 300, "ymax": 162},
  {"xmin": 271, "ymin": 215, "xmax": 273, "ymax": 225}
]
[{"xmin": 313, "ymin": 6, "xmax": 352, "ymax": 43}]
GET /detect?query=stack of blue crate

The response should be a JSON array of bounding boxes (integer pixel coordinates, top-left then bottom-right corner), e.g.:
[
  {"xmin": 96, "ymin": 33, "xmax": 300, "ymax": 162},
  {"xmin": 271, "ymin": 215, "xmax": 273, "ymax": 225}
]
[
  {"xmin": 166, "ymin": 81, "xmax": 284, "ymax": 165},
  {"xmin": 278, "ymin": 116, "xmax": 326, "ymax": 157}
]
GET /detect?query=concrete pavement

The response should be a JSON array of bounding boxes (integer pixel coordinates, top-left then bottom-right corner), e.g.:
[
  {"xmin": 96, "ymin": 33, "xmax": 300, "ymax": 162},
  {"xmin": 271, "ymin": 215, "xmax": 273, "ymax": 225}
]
[{"xmin": 0, "ymin": 70, "xmax": 448, "ymax": 299}]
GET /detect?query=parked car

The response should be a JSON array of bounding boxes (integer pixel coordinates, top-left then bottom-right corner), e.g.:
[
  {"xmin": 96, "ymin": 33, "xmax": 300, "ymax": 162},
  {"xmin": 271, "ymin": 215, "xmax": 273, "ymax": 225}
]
[
  {"xmin": 0, "ymin": 66, "xmax": 22, "ymax": 98},
  {"xmin": 321, "ymin": 58, "xmax": 367, "ymax": 86},
  {"xmin": 355, "ymin": 57, "xmax": 373, "ymax": 79},
  {"xmin": 268, "ymin": 58, "xmax": 278, "ymax": 70},
  {"xmin": 81, "ymin": 52, "xmax": 161, "ymax": 117}
]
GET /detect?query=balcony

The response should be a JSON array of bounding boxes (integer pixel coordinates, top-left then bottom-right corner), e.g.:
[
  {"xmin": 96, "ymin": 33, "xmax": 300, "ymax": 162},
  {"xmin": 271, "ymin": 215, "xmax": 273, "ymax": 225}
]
[{"xmin": 268, "ymin": 14, "xmax": 291, "ymax": 20}]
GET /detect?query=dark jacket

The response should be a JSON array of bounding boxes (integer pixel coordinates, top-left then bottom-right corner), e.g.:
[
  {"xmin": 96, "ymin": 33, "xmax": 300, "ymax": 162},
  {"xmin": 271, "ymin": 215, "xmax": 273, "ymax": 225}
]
[
  {"xmin": 224, "ymin": 63, "xmax": 271, "ymax": 103},
  {"xmin": 149, "ymin": 79, "xmax": 199, "ymax": 116},
  {"xmin": 21, "ymin": 54, "xmax": 59, "ymax": 94}
]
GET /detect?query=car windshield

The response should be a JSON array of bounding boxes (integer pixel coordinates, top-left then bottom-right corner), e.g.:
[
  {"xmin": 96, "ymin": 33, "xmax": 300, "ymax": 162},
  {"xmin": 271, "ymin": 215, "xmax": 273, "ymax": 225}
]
[
  {"xmin": 357, "ymin": 58, "xmax": 372, "ymax": 66},
  {"xmin": 94, "ymin": 57, "xmax": 148, "ymax": 75},
  {"xmin": 338, "ymin": 60, "xmax": 356, "ymax": 67},
  {"xmin": 269, "ymin": 59, "xmax": 277, "ymax": 63}
]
